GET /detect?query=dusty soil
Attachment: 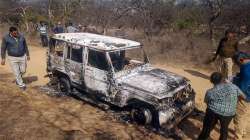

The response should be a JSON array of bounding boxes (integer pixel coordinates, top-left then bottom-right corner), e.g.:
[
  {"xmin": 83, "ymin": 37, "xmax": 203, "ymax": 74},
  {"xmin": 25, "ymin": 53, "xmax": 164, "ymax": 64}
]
[{"xmin": 0, "ymin": 46, "xmax": 249, "ymax": 140}]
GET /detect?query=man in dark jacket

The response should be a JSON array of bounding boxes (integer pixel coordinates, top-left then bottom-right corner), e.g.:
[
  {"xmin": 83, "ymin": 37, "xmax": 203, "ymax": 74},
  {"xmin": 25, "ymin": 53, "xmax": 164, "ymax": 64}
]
[
  {"xmin": 233, "ymin": 52, "xmax": 250, "ymax": 140},
  {"xmin": 53, "ymin": 21, "xmax": 64, "ymax": 34},
  {"xmin": 213, "ymin": 29, "xmax": 239, "ymax": 81},
  {"xmin": 1, "ymin": 26, "xmax": 30, "ymax": 90}
]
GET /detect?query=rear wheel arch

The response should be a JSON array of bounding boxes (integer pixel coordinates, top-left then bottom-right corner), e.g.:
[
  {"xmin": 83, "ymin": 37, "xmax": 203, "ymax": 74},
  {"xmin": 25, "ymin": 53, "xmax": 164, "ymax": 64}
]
[
  {"xmin": 52, "ymin": 70, "xmax": 73, "ymax": 94},
  {"xmin": 52, "ymin": 70, "xmax": 71, "ymax": 81}
]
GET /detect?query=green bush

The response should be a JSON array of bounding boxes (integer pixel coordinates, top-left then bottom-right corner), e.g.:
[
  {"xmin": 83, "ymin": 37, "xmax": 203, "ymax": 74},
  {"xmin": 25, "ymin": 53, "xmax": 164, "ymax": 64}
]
[{"xmin": 175, "ymin": 19, "xmax": 195, "ymax": 30}]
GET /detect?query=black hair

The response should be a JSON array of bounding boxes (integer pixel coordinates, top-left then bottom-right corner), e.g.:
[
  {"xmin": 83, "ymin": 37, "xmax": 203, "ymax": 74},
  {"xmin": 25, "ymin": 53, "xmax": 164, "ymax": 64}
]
[
  {"xmin": 210, "ymin": 72, "xmax": 223, "ymax": 85},
  {"xmin": 225, "ymin": 28, "xmax": 237, "ymax": 36},
  {"xmin": 9, "ymin": 26, "xmax": 18, "ymax": 32}
]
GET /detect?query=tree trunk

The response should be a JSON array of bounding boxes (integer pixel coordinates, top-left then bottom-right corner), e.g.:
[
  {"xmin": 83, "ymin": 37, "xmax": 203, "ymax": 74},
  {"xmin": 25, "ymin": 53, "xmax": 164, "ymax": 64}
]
[
  {"xmin": 48, "ymin": 0, "xmax": 53, "ymax": 30},
  {"xmin": 20, "ymin": 7, "xmax": 29, "ymax": 32},
  {"xmin": 209, "ymin": 21, "xmax": 217, "ymax": 48}
]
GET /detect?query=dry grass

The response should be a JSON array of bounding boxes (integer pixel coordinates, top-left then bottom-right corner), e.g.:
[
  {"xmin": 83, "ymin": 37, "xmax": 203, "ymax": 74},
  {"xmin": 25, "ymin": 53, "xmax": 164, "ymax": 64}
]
[
  {"xmin": 123, "ymin": 29, "xmax": 216, "ymax": 71},
  {"xmin": 0, "ymin": 79, "xmax": 170, "ymax": 140}
]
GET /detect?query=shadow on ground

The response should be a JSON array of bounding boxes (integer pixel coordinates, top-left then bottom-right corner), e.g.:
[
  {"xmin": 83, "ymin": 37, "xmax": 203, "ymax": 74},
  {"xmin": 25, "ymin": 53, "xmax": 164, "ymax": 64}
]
[
  {"xmin": 184, "ymin": 69, "xmax": 210, "ymax": 80},
  {"xmin": 178, "ymin": 108, "xmax": 204, "ymax": 139},
  {"xmin": 23, "ymin": 76, "xmax": 38, "ymax": 84}
]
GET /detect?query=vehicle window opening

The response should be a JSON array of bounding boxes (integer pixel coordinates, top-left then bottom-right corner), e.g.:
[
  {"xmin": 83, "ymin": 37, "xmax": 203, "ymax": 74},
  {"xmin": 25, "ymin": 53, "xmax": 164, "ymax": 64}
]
[
  {"xmin": 109, "ymin": 51, "xmax": 126, "ymax": 71},
  {"xmin": 109, "ymin": 48, "xmax": 145, "ymax": 72},
  {"xmin": 71, "ymin": 47, "xmax": 83, "ymax": 63},
  {"xmin": 49, "ymin": 38, "xmax": 64, "ymax": 57},
  {"xmin": 88, "ymin": 49, "xmax": 109, "ymax": 71}
]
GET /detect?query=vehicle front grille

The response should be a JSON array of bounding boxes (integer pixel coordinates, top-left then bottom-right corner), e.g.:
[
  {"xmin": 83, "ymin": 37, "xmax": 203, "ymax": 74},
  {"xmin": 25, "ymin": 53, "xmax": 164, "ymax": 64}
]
[
  {"xmin": 158, "ymin": 84, "xmax": 195, "ymax": 110},
  {"xmin": 174, "ymin": 84, "xmax": 194, "ymax": 103}
]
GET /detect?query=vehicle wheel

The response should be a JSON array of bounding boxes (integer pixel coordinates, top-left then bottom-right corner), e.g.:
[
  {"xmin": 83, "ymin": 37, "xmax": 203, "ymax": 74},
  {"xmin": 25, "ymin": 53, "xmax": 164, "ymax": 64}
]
[
  {"xmin": 58, "ymin": 77, "xmax": 71, "ymax": 95},
  {"xmin": 131, "ymin": 106, "xmax": 153, "ymax": 125}
]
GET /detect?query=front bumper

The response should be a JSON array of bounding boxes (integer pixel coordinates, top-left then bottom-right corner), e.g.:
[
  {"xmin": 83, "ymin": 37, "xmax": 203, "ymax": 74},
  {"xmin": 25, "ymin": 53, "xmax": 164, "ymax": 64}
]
[{"xmin": 158, "ymin": 100, "xmax": 195, "ymax": 129}]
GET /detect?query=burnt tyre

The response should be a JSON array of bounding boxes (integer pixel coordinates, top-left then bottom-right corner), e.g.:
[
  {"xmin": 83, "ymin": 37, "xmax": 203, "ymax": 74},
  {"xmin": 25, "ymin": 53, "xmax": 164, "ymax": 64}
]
[
  {"xmin": 131, "ymin": 106, "xmax": 153, "ymax": 125},
  {"xmin": 58, "ymin": 77, "xmax": 72, "ymax": 95}
]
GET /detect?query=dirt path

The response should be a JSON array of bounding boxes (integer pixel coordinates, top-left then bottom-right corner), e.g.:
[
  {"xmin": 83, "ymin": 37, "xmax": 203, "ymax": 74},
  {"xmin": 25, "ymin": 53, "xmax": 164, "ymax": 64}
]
[
  {"xmin": 0, "ymin": 46, "xmax": 249, "ymax": 140},
  {"xmin": 1, "ymin": 46, "xmax": 49, "ymax": 86}
]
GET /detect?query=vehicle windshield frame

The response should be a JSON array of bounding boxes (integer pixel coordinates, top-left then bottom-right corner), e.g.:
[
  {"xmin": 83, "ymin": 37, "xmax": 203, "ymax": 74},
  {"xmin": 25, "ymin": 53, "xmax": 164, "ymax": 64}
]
[{"xmin": 107, "ymin": 46, "xmax": 149, "ymax": 73}]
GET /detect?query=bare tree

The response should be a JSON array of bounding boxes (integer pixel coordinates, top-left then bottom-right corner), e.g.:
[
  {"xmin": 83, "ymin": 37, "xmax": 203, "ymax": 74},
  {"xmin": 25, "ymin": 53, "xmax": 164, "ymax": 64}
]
[
  {"xmin": 17, "ymin": 6, "xmax": 31, "ymax": 32},
  {"xmin": 202, "ymin": 0, "xmax": 225, "ymax": 46}
]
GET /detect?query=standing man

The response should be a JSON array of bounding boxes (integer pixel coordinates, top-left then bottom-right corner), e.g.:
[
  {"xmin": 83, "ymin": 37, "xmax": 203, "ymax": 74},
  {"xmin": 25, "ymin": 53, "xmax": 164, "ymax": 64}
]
[
  {"xmin": 53, "ymin": 21, "xmax": 64, "ymax": 34},
  {"xmin": 233, "ymin": 52, "xmax": 250, "ymax": 140},
  {"xmin": 38, "ymin": 21, "xmax": 49, "ymax": 47},
  {"xmin": 213, "ymin": 29, "xmax": 239, "ymax": 80},
  {"xmin": 66, "ymin": 22, "xmax": 78, "ymax": 33},
  {"xmin": 1, "ymin": 27, "xmax": 30, "ymax": 90},
  {"xmin": 198, "ymin": 72, "xmax": 245, "ymax": 140}
]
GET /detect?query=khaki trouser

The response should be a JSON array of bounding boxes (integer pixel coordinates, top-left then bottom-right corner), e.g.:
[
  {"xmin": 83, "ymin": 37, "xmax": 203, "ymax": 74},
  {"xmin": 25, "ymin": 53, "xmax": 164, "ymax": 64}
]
[
  {"xmin": 217, "ymin": 57, "xmax": 233, "ymax": 80},
  {"xmin": 8, "ymin": 55, "xmax": 27, "ymax": 87},
  {"xmin": 234, "ymin": 100, "xmax": 250, "ymax": 140}
]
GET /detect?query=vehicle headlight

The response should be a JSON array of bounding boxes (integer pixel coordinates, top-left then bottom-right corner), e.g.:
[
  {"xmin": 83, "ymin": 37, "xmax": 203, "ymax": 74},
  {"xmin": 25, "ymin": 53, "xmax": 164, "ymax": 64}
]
[{"xmin": 159, "ymin": 108, "xmax": 176, "ymax": 126}]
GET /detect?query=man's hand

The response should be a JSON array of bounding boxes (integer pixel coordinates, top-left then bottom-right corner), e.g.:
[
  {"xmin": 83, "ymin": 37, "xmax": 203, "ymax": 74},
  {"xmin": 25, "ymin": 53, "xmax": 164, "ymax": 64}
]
[
  {"xmin": 1, "ymin": 59, "xmax": 5, "ymax": 65},
  {"xmin": 27, "ymin": 56, "xmax": 30, "ymax": 61}
]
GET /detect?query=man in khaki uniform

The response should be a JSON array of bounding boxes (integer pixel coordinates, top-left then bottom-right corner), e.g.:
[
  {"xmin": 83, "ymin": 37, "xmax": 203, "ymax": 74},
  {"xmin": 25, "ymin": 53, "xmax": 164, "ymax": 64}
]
[{"xmin": 213, "ymin": 29, "xmax": 239, "ymax": 80}]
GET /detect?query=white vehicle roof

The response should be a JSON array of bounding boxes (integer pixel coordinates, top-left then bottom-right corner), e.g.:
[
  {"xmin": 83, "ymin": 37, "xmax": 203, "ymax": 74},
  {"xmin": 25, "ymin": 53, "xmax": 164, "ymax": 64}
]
[{"xmin": 52, "ymin": 33, "xmax": 141, "ymax": 51}]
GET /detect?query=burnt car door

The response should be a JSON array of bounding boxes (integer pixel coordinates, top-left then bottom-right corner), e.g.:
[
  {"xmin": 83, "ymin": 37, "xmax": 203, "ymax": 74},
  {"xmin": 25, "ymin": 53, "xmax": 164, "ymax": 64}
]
[
  {"xmin": 48, "ymin": 38, "xmax": 65, "ymax": 71},
  {"xmin": 84, "ymin": 49, "xmax": 110, "ymax": 96},
  {"xmin": 65, "ymin": 43, "xmax": 84, "ymax": 84}
]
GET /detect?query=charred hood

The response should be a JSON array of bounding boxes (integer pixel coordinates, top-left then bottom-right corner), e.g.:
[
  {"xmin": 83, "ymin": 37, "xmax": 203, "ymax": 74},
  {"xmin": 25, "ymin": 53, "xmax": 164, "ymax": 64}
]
[{"xmin": 121, "ymin": 68, "xmax": 189, "ymax": 99}]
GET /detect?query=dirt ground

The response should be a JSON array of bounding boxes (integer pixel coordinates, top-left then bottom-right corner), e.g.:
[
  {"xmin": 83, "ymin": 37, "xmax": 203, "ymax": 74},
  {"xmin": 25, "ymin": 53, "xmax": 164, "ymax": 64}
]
[{"xmin": 0, "ymin": 46, "xmax": 249, "ymax": 140}]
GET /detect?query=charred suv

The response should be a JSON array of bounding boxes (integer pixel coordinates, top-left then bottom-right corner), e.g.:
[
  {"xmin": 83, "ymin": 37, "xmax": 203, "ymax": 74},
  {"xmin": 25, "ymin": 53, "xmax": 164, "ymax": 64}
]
[{"xmin": 47, "ymin": 33, "xmax": 195, "ymax": 129}]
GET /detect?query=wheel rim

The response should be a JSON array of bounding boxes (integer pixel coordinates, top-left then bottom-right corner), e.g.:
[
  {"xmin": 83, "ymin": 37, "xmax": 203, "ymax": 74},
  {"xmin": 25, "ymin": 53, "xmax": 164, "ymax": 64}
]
[
  {"xmin": 131, "ymin": 108, "xmax": 152, "ymax": 125},
  {"xmin": 58, "ymin": 81, "xmax": 68, "ymax": 93}
]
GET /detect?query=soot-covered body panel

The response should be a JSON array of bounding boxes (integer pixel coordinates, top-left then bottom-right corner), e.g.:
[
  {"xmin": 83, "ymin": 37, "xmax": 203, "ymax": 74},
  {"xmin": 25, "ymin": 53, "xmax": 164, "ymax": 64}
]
[
  {"xmin": 119, "ymin": 66, "xmax": 188, "ymax": 99},
  {"xmin": 47, "ymin": 33, "xmax": 196, "ymax": 129}
]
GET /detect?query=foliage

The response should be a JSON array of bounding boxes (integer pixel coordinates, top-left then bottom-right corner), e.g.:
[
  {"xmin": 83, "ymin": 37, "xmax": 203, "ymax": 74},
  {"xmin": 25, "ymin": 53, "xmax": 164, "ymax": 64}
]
[
  {"xmin": 1, "ymin": 0, "xmax": 250, "ymax": 37},
  {"xmin": 175, "ymin": 18, "xmax": 195, "ymax": 30}
]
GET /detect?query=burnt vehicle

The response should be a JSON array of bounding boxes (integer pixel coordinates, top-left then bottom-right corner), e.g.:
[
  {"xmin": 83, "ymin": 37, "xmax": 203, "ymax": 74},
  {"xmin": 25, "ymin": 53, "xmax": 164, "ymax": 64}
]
[{"xmin": 47, "ymin": 33, "xmax": 195, "ymax": 129}]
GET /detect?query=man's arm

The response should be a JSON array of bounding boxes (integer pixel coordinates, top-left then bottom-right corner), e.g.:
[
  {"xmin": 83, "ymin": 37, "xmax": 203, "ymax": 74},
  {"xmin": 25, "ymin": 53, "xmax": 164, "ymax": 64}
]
[
  {"xmin": 213, "ymin": 39, "xmax": 224, "ymax": 61},
  {"xmin": 204, "ymin": 91, "xmax": 209, "ymax": 104},
  {"xmin": 238, "ymin": 91, "xmax": 246, "ymax": 101},
  {"xmin": 1, "ymin": 37, "xmax": 7, "ymax": 65},
  {"xmin": 236, "ymin": 86, "xmax": 246, "ymax": 101},
  {"xmin": 235, "ymin": 41, "xmax": 239, "ymax": 52}
]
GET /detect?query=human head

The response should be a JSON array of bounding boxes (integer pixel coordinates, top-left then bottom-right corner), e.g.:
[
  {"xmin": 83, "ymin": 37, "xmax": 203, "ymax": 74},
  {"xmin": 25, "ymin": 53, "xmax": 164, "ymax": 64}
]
[
  {"xmin": 57, "ymin": 21, "xmax": 61, "ymax": 26},
  {"xmin": 210, "ymin": 72, "xmax": 223, "ymax": 85},
  {"xmin": 225, "ymin": 28, "xmax": 237, "ymax": 40},
  {"xmin": 9, "ymin": 26, "xmax": 18, "ymax": 37},
  {"xmin": 40, "ymin": 21, "xmax": 45, "ymax": 26}
]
